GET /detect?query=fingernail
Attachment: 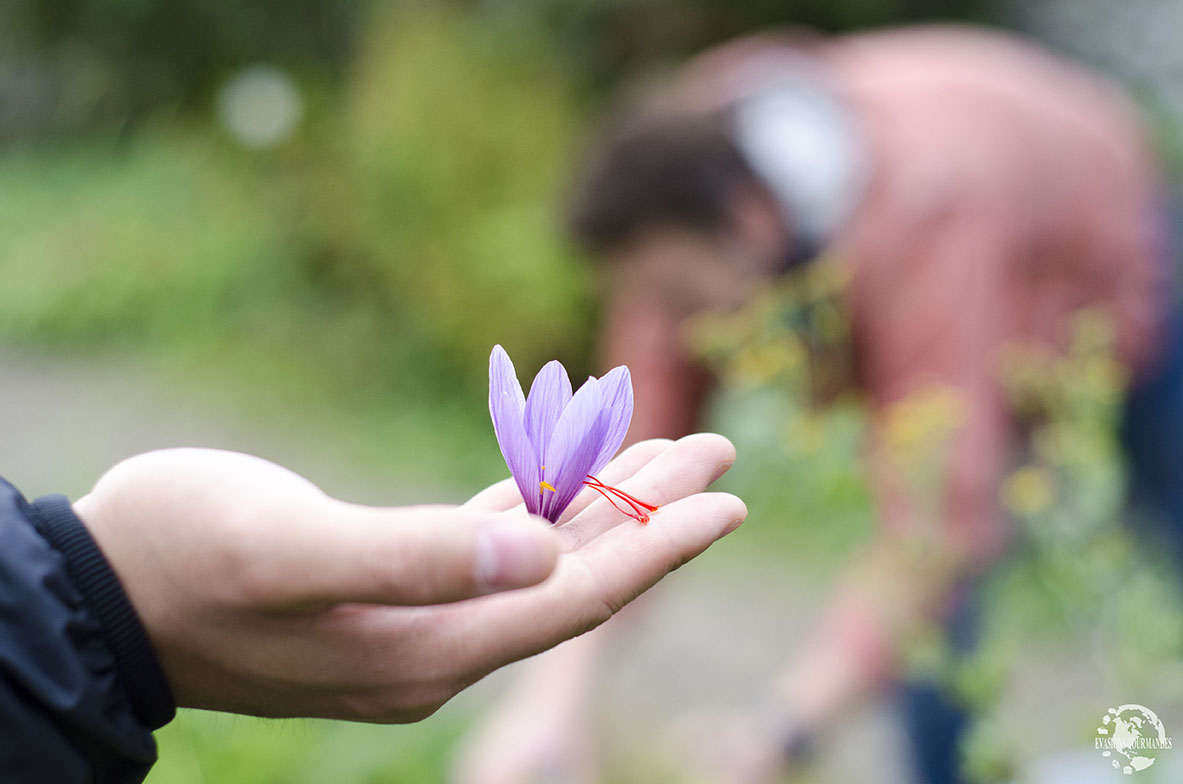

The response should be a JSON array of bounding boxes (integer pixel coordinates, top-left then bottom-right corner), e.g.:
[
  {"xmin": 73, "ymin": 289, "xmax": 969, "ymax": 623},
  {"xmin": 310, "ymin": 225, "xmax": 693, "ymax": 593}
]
[
  {"xmin": 474, "ymin": 520, "xmax": 555, "ymax": 591},
  {"xmin": 725, "ymin": 498, "xmax": 748, "ymax": 534}
]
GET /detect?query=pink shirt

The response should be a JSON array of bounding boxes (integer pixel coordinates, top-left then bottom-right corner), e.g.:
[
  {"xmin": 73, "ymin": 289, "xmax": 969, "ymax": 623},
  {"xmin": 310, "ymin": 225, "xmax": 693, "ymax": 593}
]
[{"xmin": 688, "ymin": 27, "xmax": 1167, "ymax": 558}]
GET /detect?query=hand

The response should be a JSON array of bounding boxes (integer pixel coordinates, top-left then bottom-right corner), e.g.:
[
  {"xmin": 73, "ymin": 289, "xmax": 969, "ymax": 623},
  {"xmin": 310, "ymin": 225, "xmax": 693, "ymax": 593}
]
[
  {"xmin": 667, "ymin": 707, "xmax": 810, "ymax": 784},
  {"xmin": 73, "ymin": 434, "xmax": 745, "ymax": 723}
]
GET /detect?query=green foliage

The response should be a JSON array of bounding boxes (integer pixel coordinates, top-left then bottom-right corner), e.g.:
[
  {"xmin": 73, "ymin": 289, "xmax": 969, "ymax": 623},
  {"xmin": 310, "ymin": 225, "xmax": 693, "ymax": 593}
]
[
  {"xmin": 694, "ymin": 271, "xmax": 1183, "ymax": 782},
  {"xmin": 0, "ymin": 4, "xmax": 594, "ymax": 484},
  {"xmin": 687, "ymin": 259, "xmax": 873, "ymax": 570},
  {"xmin": 956, "ymin": 314, "xmax": 1183, "ymax": 781},
  {"xmin": 0, "ymin": 138, "xmax": 286, "ymax": 345},
  {"xmin": 706, "ymin": 386, "xmax": 873, "ymax": 569},
  {"xmin": 345, "ymin": 4, "xmax": 594, "ymax": 380},
  {"xmin": 1, "ymin": 0, "xmax": 998, "ymax": 145},
  {"xmin": 10, "ymin": 0, "xmax": 358, "ymax": 131}
]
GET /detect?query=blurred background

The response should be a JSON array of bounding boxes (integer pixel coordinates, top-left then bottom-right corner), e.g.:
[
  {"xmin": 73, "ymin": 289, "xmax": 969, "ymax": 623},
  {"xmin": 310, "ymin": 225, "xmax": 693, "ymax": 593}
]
[{"xmin": 2, "ymin": 0, "xmax": 1182, "ymax": 782}]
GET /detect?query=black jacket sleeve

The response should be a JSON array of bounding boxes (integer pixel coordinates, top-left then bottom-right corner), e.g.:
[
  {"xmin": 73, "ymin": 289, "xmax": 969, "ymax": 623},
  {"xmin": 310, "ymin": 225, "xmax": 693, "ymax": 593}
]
[{"xmin": 0, "ymin": 478, "xmax": 175, "ymax": 783}]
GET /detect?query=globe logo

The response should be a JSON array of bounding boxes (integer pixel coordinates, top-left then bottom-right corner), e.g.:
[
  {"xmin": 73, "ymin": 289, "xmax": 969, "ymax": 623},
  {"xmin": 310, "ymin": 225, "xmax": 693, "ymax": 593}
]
[{"xmin": 1095, "ymin": 704, "xmax": 1173, "ymax": 775}]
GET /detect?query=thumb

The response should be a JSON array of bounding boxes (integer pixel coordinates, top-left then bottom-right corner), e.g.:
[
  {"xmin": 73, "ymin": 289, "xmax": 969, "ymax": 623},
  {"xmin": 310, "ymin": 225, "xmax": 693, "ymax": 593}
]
[{"xmin": 265, "ymin": 502, "xmax": 560, "ymax": 607}]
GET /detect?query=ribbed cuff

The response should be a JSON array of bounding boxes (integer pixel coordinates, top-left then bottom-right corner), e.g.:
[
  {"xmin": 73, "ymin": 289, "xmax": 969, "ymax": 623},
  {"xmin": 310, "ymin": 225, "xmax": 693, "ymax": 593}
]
[{"xmin": 29, "ymin": 494, "xmax": 176, "ymax": 729}]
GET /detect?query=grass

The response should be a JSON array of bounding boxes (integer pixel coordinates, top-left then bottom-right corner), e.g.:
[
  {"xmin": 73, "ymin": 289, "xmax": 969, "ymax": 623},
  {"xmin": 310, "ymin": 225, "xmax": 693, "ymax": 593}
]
[{"xmin": 148, "ymin": 708, "xmax": 471, "ymax": 784}]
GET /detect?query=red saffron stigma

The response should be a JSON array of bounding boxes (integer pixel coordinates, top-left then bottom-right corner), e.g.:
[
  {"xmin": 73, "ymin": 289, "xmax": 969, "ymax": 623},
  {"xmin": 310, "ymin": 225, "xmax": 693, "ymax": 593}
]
[{"xmin": 582, "ymin": 474, "xmax": 660, "ymax": 524}]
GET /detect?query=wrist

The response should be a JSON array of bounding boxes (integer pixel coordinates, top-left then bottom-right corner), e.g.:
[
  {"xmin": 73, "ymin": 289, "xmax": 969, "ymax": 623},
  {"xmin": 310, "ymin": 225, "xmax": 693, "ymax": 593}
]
[
  {"xmin": 30, "ymin": 494, "xmax": 176, "ymax": 729},
  {"xmin": 760, "ymin": 701, "xmax": 816, "ymax": 765}
]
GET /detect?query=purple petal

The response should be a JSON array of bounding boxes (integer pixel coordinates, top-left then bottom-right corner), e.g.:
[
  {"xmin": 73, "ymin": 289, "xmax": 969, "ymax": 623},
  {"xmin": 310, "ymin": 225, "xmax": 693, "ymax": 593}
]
[
  {"xmin": 542, "ymin": 410, "xmax": 611, "ymax": 523},
  {"xmin": 523, "ymin": 359, "xmax": 573, "ymax": 457},
  {"xmin": 539, "ymin": 375, "xmax": 604, "ymax": 522},
  {"xmin": 489, "ymin": 345, "xmax": 542, "ymax": 515},
  {"xmin": 589, "ymin": 365, "xmax": 633, "ymax": 475}
]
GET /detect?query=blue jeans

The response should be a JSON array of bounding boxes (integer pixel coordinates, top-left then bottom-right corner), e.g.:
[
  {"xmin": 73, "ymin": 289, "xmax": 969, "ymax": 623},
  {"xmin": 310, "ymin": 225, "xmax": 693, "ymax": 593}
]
[{"xmin": 1119, "ymin": 307, "xmax": 1183, "ymax": 570}]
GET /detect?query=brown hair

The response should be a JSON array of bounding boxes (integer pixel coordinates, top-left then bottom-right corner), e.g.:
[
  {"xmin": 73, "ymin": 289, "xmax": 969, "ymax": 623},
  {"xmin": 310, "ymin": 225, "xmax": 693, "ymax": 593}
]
[{"xmin": 567, "ymin": 109, "xmax": 754, "ymax": 252}]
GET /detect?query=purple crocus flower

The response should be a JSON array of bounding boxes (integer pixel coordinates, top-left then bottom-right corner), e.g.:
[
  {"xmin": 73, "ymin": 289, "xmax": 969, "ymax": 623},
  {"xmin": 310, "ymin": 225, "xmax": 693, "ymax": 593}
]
[{"xmin": 489, "ymin": 344, "xmax": 656, "ymax": 524}]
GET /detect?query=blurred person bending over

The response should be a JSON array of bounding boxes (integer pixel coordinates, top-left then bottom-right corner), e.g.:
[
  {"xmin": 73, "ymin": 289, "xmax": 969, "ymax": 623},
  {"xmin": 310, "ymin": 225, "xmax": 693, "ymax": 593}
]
[{"xmin": 453, "ymin": 25, "xmax": 1179, "ymax": 784}]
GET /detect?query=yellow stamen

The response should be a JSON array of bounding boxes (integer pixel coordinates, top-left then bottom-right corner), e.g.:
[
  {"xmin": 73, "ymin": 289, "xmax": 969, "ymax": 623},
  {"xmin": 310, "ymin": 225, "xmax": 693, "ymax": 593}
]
[{"xmin": 540, "ymin": 480, "xmax": 556, "ymax": 492}]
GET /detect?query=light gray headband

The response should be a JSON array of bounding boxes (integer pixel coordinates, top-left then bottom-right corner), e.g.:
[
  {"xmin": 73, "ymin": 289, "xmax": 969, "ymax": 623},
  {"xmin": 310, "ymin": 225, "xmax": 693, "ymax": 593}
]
[{"xmin": 729, "ymin": 69, "xmax": 868, "ymax": 249}]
